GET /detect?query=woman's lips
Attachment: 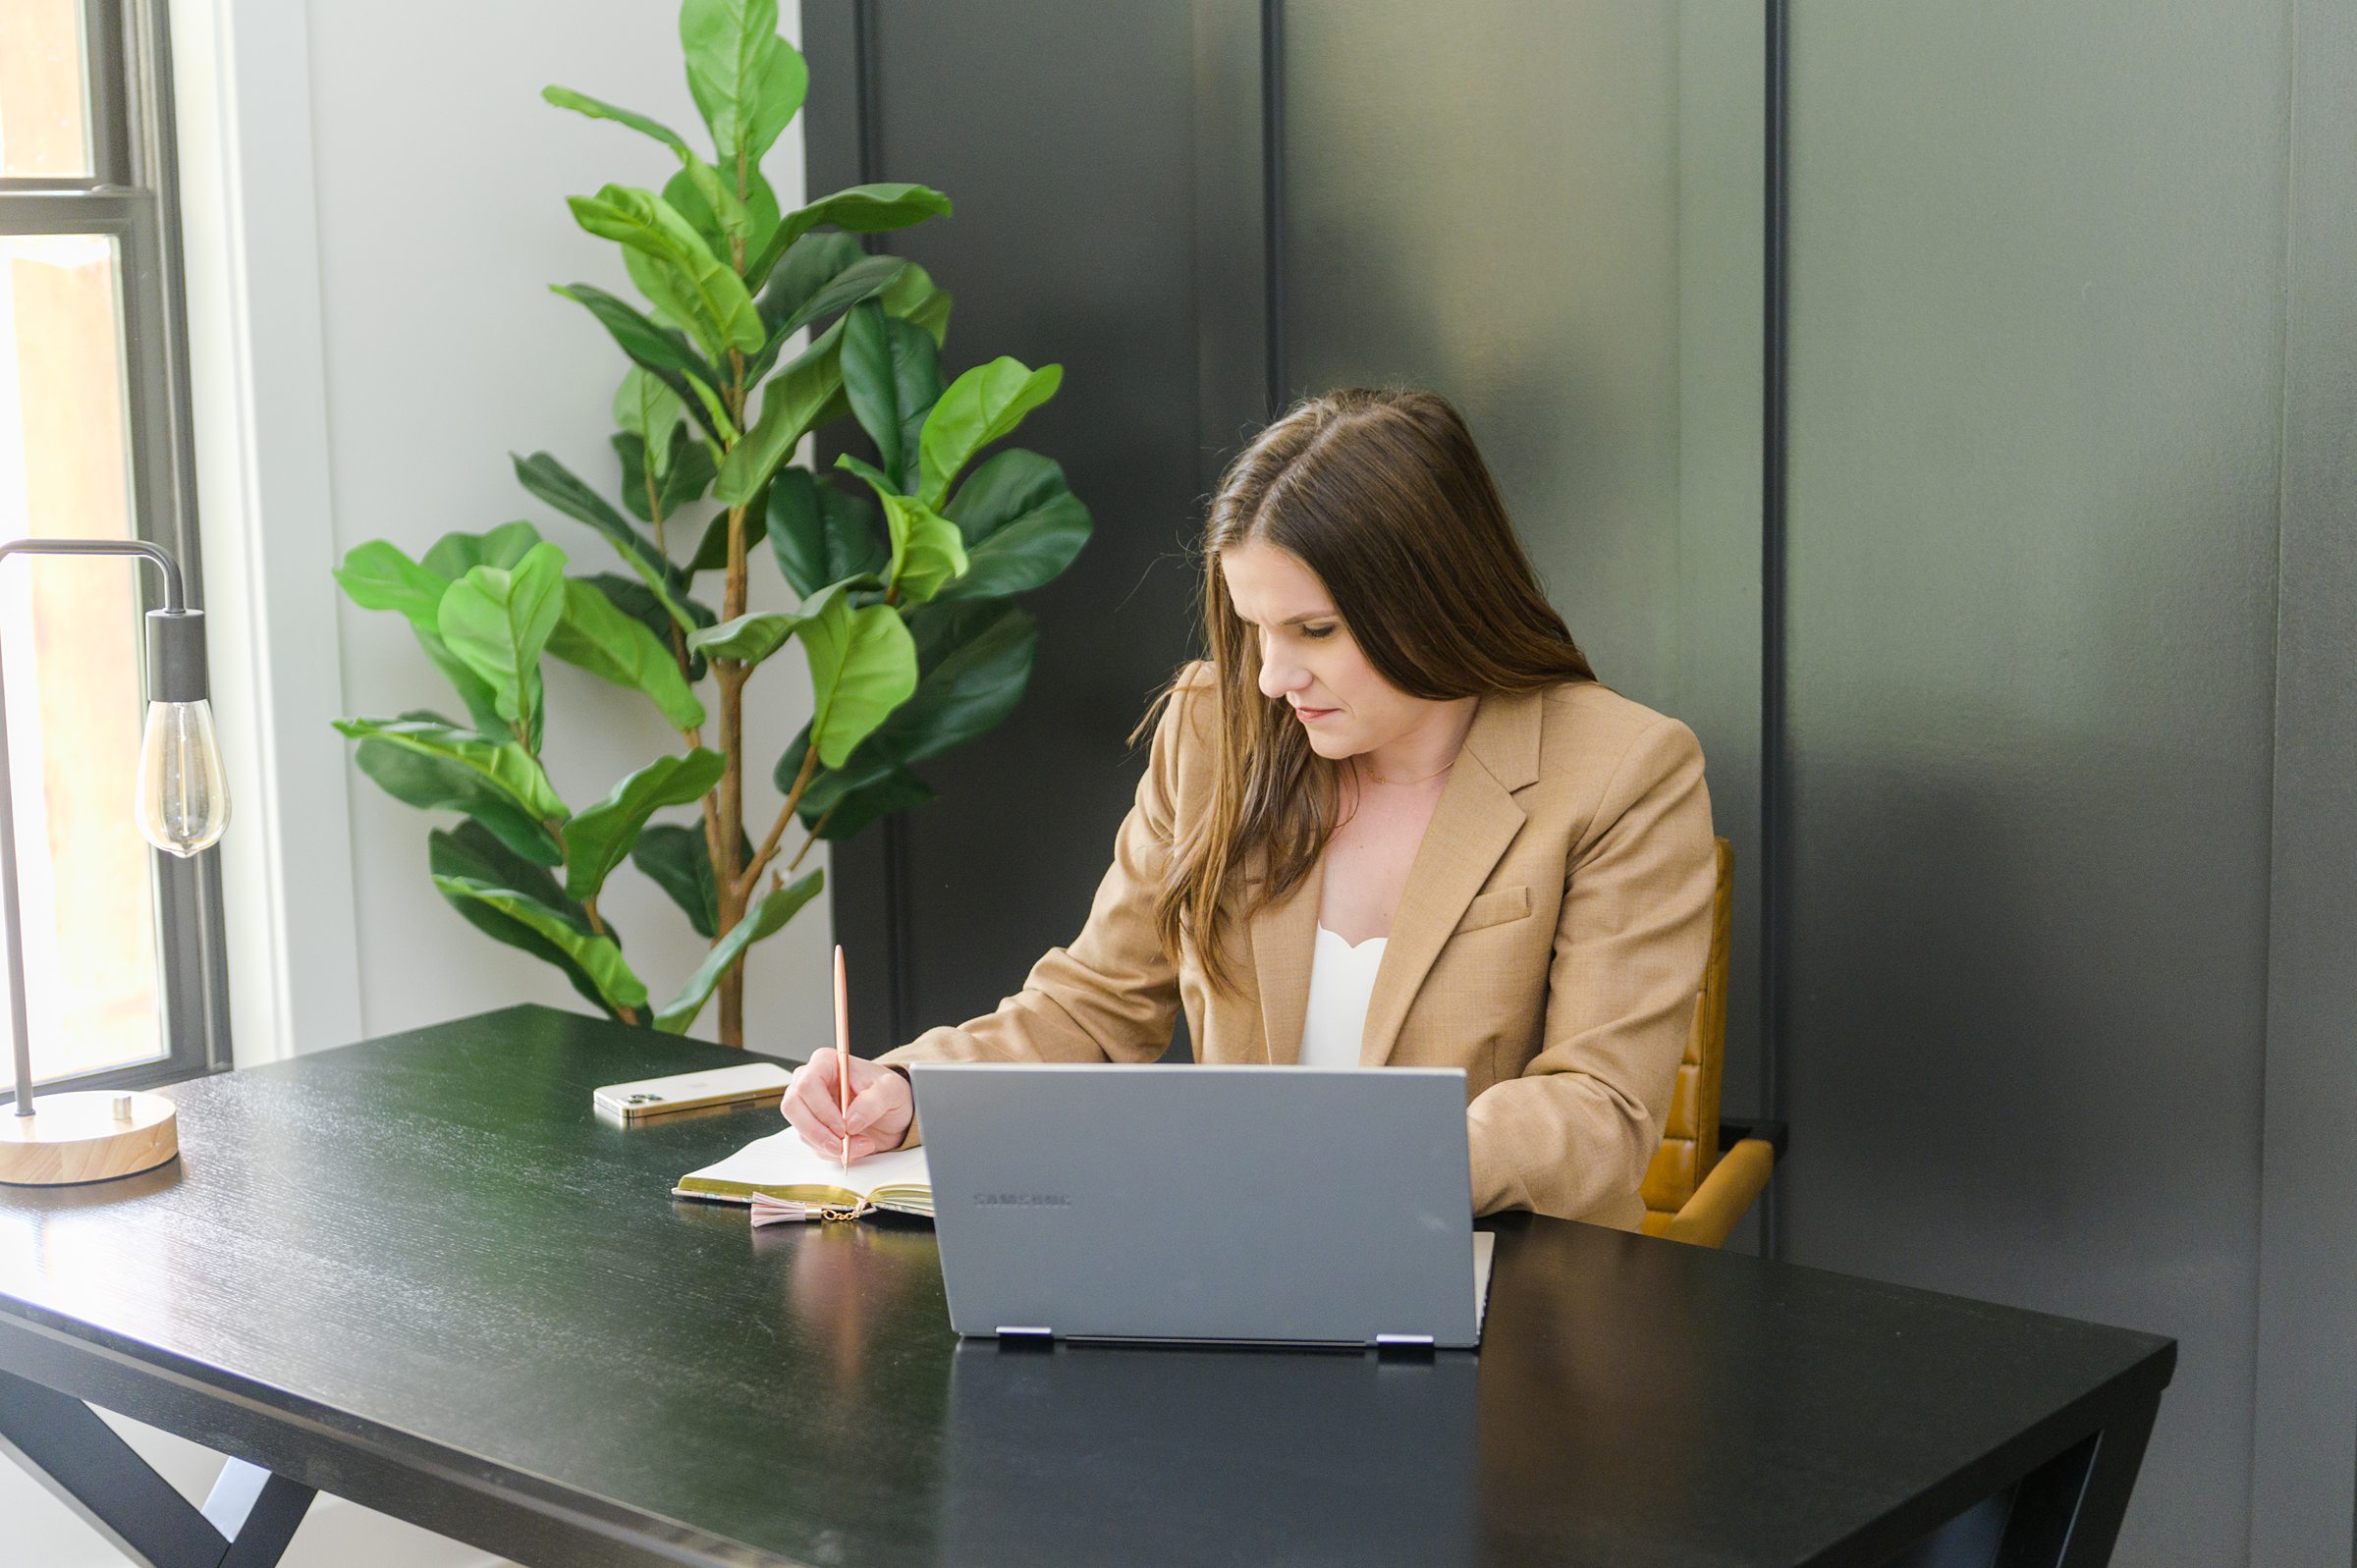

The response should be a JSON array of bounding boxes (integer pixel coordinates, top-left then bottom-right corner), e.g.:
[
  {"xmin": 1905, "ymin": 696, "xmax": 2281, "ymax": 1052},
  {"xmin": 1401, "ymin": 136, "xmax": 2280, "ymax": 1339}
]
[{"xmin": 1293, "ymin": 705, "xmax": 1337, "ymax": 723}]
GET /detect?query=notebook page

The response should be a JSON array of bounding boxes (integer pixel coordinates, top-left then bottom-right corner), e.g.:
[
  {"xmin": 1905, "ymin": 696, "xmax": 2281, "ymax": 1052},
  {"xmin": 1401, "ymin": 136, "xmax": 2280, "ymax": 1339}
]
[
  {"xmin": 676, "ymin": 1127, "xmax": 932, "ymax": 1212},
  {"xmin": 1474, "ymin": 1232, "xmax": 1496, "ymax": 1331}
]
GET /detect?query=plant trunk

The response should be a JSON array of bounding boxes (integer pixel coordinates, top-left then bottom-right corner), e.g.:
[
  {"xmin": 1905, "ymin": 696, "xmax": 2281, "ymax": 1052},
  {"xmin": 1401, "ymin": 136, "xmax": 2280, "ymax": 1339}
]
[
  {"xmin": 719, "ymin": 969, "xmax": 744, "ymax": 1047},
  {"xmin": 714, "ymin": 659, "xmax": 747, "ymax": 1048},
  {"xmin": 712, "ymin": 497, "xmax": 754, "ymax": 1049}
]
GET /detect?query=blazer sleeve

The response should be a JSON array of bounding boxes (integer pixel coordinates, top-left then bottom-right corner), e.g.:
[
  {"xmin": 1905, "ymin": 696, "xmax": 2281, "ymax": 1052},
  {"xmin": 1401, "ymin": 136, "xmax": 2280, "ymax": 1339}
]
[
  {"xmin": 876, "ymin": 673, "xmax": 1199, "ymax": 1084},
  {"xmin": 1465, "ymin": 714, "xmax": 1717, "ymax": 1220}
]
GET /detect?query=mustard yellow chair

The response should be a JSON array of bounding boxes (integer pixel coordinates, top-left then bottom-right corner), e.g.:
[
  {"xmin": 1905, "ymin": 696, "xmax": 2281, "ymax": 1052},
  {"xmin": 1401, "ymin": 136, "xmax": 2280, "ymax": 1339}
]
[{"xmin": 1639, "ymin": 837, "xmax": 1783, "ymax": 1246}]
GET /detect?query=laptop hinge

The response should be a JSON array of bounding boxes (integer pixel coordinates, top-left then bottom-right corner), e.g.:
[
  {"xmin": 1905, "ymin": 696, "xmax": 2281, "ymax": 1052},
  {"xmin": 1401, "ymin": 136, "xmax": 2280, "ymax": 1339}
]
[
  {"xmin": 1375, "ymin": 1333, "xmax": 1436, "ymax": 1357},
  {"xmin": 995, "ymin": 1325, "xmax": 1055, "ymax": 1345}
]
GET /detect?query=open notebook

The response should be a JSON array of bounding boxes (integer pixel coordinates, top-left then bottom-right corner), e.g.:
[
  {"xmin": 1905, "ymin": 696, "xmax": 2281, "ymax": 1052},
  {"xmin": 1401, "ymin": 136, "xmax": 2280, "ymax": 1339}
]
[{"xmin": 673, "ymin": 1127, "xmax": 933, "ymax": 1221}]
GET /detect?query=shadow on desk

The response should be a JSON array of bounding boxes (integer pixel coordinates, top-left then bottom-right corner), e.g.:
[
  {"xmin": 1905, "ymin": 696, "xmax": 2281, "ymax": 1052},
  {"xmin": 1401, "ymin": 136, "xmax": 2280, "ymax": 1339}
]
[{"xmin": 944, "ymin": 1340, "xmax": 1479, "ymax": 1565}]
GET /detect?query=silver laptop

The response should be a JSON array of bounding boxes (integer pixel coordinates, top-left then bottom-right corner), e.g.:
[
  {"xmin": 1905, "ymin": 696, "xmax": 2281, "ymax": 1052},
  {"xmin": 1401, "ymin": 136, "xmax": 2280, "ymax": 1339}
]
[{"xmin": 907, "ymin": 1062, "xmax": 1496, "ymax": 1349}]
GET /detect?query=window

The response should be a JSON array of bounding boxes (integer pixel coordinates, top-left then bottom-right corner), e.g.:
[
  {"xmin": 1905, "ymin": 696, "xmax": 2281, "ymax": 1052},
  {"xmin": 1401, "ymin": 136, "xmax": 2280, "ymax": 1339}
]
[{"xmin": 0, "ymin": 0, "xmax": 229, "ymax": 1097}]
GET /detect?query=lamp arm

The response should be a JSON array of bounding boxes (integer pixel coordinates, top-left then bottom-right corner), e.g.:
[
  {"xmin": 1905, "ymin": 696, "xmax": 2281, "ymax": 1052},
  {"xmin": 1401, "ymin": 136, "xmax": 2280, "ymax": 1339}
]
[
  {"xmin": 0, "ymin": 537, "xmax": 187, "ymax": 612},
  {"xmin": 0, "ymin": 537, "xmax": 195, "ymax": 1119}
]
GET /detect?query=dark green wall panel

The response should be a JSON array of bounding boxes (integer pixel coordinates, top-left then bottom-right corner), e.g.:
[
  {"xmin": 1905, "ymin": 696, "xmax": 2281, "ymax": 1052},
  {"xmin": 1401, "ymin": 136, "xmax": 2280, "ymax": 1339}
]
[
  {"xmin": 803, "ymin": 1, "xmax": 1206, "ymax": 1050},
  {"xmin": 1780, "ymin": 4, "xmax": 2290, "ymax": 1561},
  {"xmin": 805, "ymin": 7, "xmax": 2357, "ymax": 1559},
  {"xmin": 2249, "ymin": 1, "xmax": 2357, "ymax": 1563}
]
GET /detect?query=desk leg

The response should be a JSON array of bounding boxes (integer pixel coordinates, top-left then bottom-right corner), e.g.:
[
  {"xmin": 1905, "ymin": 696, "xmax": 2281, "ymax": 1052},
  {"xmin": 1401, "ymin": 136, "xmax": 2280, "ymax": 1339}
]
[
  {"xmin": 0, "ymin": 1366, "xmax": 315, "ymax": 1568},
  {"xmin": 1995, "ymin": 1390, "xmax": 2163, "ymax": 1568}
]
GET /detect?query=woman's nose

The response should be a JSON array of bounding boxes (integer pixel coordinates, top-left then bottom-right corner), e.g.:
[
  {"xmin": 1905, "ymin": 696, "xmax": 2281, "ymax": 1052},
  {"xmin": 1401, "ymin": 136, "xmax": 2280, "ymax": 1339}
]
[{"xmin": 1258, "ymin": 646, "xmax": 1307, "ymax": 700}]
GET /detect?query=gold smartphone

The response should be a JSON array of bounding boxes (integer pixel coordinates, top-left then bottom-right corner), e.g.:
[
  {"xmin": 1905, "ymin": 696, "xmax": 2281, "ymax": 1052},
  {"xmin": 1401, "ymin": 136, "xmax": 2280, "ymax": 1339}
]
[{"xmin": 593, "ymin": 1061, "xmax": 794, "ymax": 1121}]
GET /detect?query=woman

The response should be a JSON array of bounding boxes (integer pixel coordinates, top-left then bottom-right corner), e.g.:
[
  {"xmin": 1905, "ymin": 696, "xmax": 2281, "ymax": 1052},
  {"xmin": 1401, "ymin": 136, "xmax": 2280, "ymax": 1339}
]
[{"xmin": 781, "ymin": 387, "xmax": 1717, "ymax": 1227}]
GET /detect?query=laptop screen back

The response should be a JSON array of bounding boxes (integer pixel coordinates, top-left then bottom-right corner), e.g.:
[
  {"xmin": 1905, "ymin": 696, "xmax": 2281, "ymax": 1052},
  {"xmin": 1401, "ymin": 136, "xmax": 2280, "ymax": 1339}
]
[{"xmin": 909, "ymin": 1062, "xmax": 1478, "ymax": 1346}]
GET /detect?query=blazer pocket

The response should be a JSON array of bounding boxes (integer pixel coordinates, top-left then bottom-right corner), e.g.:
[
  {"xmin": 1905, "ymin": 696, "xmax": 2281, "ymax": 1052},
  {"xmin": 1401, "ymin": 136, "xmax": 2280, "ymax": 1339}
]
[{"xmin": 1453, "ymin": 884, "xmax": 1531, "ymax": 935}]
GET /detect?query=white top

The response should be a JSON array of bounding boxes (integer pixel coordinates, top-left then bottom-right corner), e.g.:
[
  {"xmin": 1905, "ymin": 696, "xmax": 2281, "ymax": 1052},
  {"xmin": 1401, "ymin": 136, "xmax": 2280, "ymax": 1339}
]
[{"xmin": 1298, "ymin": 924, "xmax": 1387, "ymax": 1068}]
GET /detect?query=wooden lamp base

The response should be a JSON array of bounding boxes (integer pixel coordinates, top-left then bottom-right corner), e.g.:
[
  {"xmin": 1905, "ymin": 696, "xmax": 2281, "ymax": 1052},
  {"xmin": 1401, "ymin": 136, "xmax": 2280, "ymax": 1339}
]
[{"xmin": 0, "ymin": 1090, "xmax": 180, "ymax": 1186}]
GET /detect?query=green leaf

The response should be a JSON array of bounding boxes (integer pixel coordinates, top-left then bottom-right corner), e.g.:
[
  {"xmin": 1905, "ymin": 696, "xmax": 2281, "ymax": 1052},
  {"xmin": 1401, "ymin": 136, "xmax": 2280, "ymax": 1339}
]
[
  {"xmin": 744, "ymin": 295, "xmax": 850, "ymax": 404},
  {"xmin": 630, "ymin": 822, "xmax": 746, "ymax": 940},
  {"xmin": 550, "ymin": 285, "xmax": 714, "ymax": 383},
  {"xmin": 832, "ymin": 452, "xmax": 893, "ymax": 495},
  {"xmin": 916, "ymin": 357, "xmax": 1063, "ymax": 509},
  {"xmin": 664, "ymin": 160, "xmax": 780, "ymax": 270},
  {"xmin": 795, "ymin": 581, "xmax": 919, "ymax": 767},
  {"xmin": 778, "ymin": 729, "xmax": 874, "ymax": 818},
  {"xmin": 356, "ymin": 524, "xmax": 533, "ymax": 742},
  {"xmin": 356, "ymin": 736, "xmax": 564, "ymax": 867},
  {"xmin": 540, "ymin": 85, "xmax": 689, "ymax": 156},
  {"xmin": 544, "ymin": 70, "xmax": 783, "ymax": 270},
  {"xmin": 653, "ymin": 868, "xmax": 824, "ymax": 1033},
  {"xmin": 613, "ymin": 367, "xmax": 685, "ymax": 481},
  {"xmin": 841, "ymin": 301, "xmax": 944, "ymax": 494},
  {"xmin": 754, "ymin": 232, "xmax": 863, "ymax": 334},
  {"xmin": 767, "ymin": 183, "xmax": 953, "ymax": 269},
  {"xmin": 581, "ymin": 571, "xmax": 713, "ymax": 679},
  {"xmin": 566, "ymin": 184, "xmax": 764, "ymax": 360},
  {"xmin": 415, "ymin": 627, "xmax": 516, "ymax": 743},
  {"xmin": 685, "ymin": 497, "xmax": 766, "ymax": 575},
  {"xmin": 805, "ymin": 765, "xmax": 932, "ymax": 839},
  {"xmin": 712, "ymin": 328, "xmax": 848, "ymax": 506},
  {"xmin": 614, "ymin": 427, "xmax": 716, "ymax": 527},
  {"xmin": 680, "ymin": 0, "xmax": 806, "ymax": 175},
  {"xmin": 414, "ymin": 532, "xmax": 559, "ymax": 743},
  {"xmin": 421, "ymin": 521, "xmax": 544, "ymax": 580},
  {"xmin": 336, "ymin": 714, "xmax": 569, "ymax": 823},
  {"xmin": 563, "ymin": 748, "xmax": 728, "ymax": 903},
  {"xmin": 935, "ymin": 449, "xmax": 1092, "ymax": 601},
  {"xmin": 546, "ymin": 577, "xmax": 706, "ymax": 730},
  {"xmin": 435, "ymin": 542, "xmax": 567, "ymax": 728},
  {"xmin": 776, "ymin": 601, "xmax": 1037, "ymax": 800},
  {"xmin": 429, "ymin": 818, "xmax": 578, "ymax": 913},
  {"xmin": 681, "ymin": 371, "xmax": 740, "ymax": 444},
  {"xmin": 675, "ymin": 158, "xmax": 751, "ymax": 252},
  {"xmin": 550, "ymin": 284, "xmax": 727, "ymax": 442},
  {"xmin": 907, "ymin": 594, "xmax": 1031, "ymax": 662},
  {"xmin": 685, "ymin": 609, "xmax": 801, "ymax": 667},
  {"xmin": 886, "ymin": 601, "xmax": 1038, "ymax": 763},
  {"xmin": 835, "ymin": 456, "xmax": 968, "ymax": 604},
  {"xmin": 878, "ymin": 258, "xmax": 952, "ymax": 347},
  {"xmin": 762, "ymin": 249, "xmax": 906, "ymax": 343},
  {"xmin": 512, "ymin": 451, "xmax": 699, "ymax": 633},
  {"xmin": 888, "ymin": 494, "xmax": 967, "ymax": 604},
  {"xmin": 428, "ymin": 822, "xmax": 614, "ymax": 1016},
  {"xmin": 334, "ymin": 540, "xmax": 447, "ymax": 630},
  {"xmin": 434, "ymin": 875, "xmax": 648, "ymax": 1016},
  {"xmin": 768, "ymin": 469, "xmax": 886, "ymax": 597}
]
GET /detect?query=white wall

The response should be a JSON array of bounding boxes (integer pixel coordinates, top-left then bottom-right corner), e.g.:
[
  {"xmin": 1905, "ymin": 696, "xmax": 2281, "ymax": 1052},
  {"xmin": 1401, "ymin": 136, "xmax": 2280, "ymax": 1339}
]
[
  {"xmin": 5, "ymin": 2, "xmax": 829, "ymax": 1563},
  {"xmin": 312, "ymin": 1, "xmax": 830, "ymax": 1053}
]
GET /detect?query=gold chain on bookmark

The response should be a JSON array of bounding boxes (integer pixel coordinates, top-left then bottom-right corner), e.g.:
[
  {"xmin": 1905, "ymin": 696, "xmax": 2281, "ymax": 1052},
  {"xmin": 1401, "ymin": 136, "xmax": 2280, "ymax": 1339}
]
[{"xmin": 748, "ymin": 1193, "xmax": 875, "ymax": 1228}]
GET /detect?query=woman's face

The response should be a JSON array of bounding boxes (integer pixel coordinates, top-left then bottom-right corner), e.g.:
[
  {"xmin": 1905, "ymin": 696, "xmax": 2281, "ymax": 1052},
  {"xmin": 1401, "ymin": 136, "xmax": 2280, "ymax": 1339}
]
[{"xmin": 1220, "ymin": 539, "xmax": 1424, "ymax": 761}]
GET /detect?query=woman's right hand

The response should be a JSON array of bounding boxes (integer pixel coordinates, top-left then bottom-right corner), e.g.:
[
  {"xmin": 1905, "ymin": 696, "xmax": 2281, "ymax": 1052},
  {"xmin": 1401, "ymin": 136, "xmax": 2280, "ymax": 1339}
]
[{"xmin": 781, "ymin": 1050, "xmax": 913, "ymax": 1162}]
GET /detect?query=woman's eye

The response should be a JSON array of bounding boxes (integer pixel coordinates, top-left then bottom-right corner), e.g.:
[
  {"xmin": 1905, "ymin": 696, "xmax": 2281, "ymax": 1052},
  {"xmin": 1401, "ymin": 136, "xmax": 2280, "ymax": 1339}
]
[{"xmin": 1302, "ymin": 624, "xmax": 1336, "ymax": 640}]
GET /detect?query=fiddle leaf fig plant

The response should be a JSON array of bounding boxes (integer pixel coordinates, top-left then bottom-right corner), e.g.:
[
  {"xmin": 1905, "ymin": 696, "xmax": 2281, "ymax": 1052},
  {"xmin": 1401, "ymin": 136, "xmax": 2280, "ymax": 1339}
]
[{"xmin": 332, "ymin": 0, "xmax": 1091, "ymax": 1044}]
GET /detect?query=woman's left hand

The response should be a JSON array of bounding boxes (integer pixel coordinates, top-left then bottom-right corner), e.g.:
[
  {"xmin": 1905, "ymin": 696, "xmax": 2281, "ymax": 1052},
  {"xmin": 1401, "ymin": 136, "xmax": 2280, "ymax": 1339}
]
[{"xmin": 779, "ymin": 1049, "xmax": 913, "ymax": 1162}]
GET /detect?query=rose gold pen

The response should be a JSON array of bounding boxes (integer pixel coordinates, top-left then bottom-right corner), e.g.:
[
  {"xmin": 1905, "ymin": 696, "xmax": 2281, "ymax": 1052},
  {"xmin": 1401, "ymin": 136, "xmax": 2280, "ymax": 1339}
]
[{"xmin": 833, "ymin": 944, "xmax": 850, "ymax": 1173}]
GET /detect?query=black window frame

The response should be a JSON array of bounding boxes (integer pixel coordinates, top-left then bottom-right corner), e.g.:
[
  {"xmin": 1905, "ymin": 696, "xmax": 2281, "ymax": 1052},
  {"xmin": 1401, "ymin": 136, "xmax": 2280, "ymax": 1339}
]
[{"xmin": 0, "ymin": 0, "xmax": 232, "ymax": 1101}]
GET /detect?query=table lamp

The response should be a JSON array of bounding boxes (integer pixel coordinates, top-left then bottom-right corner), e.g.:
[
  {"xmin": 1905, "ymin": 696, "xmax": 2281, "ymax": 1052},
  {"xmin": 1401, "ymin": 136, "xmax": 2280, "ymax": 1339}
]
[{"xmin": 0, "ymin": 537, "xmax": 225, "ymax": 1186}]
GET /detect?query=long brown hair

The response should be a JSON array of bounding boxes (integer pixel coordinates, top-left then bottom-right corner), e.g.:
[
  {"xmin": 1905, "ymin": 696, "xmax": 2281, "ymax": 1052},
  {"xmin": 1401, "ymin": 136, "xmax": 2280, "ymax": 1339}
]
[{"xmin": 1136, "ymin": 386, "xmax": 1596, "ymax": 995}]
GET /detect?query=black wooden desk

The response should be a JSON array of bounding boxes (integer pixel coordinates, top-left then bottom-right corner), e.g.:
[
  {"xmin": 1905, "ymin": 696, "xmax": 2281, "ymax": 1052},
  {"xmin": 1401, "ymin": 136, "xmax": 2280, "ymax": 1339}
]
[{"xmin": 0, "ymin": 1005, "xmax": 2172, "ymax": 1568}]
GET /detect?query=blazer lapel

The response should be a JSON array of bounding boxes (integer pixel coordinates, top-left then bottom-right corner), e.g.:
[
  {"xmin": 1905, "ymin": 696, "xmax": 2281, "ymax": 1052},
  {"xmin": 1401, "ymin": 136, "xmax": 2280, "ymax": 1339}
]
[
  {"xmin": 1359, "ymin": 686, "xmax": 1543, "ymax": 1068},
  {"xmin": 1249, "ymin": 850, "xmax": 1322, "ymax": 1064}
]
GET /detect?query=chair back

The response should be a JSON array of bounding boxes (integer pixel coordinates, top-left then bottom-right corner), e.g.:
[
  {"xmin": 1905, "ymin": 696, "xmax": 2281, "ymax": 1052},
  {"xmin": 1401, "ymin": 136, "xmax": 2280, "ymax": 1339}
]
[{"xmin": 1640, "ymin": 837, "xmax": 1734, "ymax": 1237}]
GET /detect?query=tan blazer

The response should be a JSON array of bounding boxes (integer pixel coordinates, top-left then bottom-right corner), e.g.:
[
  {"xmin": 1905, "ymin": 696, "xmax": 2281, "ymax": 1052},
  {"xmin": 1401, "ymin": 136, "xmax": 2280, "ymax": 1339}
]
[{"xmin": 880, "ymin": 660, "xmax": 1719, "ymax": 1229}]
